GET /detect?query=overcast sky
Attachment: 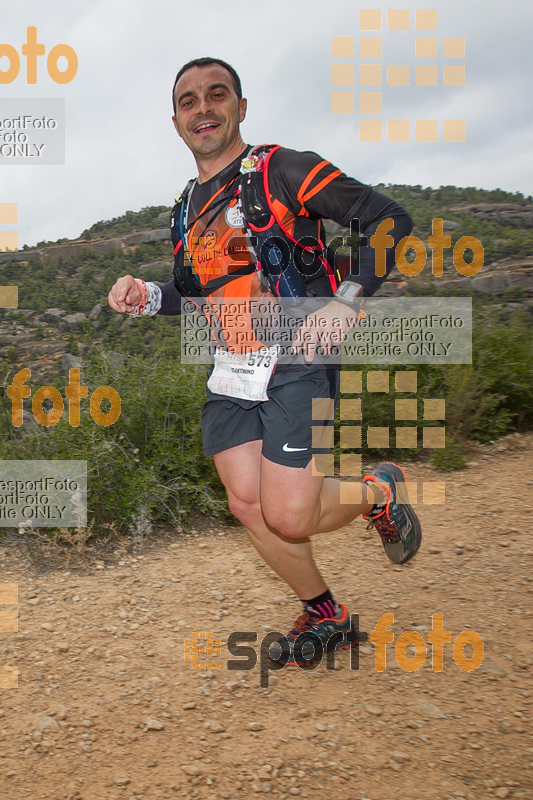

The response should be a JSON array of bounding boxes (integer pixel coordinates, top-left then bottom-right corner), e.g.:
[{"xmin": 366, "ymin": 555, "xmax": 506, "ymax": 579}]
[{"xmin": 1, "ymin": 0, "xmax": 532, "ymax": 247}]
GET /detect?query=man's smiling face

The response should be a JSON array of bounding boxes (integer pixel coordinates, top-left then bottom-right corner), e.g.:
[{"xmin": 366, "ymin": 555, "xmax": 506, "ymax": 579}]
[{"xmin": 172, "ymin": 63, "xmax": 247, "ymax": 159}]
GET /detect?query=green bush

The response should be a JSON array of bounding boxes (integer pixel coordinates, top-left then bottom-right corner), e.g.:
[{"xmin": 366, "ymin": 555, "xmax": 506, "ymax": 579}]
[
  {"xmin": 338, "ymin": 303, "xmax": 532, "ymax": 470},
  {"xmin": 68, "ymin": 334, "xmax": 79, "ymax": 355},
  {"xmin": 82, "ymin": 318, "xmax": 95, "ymax": 338},
  {"xmin": 0, "ymin": 351, "xmax": 230, "ymax": 537},
  {"xmin": 473, "ymin": 306, "xmax": 533, "ymax": 431},
  {"xmin": 430, "ymin": 435, "xmax": 467, "ymax": 471},
  {"xmin": 502, "ymin": 285, "xmax": 527, "ymax": 302}
]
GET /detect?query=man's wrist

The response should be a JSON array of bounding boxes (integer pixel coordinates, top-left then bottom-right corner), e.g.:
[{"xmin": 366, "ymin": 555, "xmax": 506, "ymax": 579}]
[
  {"xmin": 327, "ymin": 298, "xmax": 354, "ymax": 314},
  {"xmin": 333, "ymin": 280, "xmax": 365, "ymax": 306},
  {"xmin": 128, "ymin": 280, "xmax": 162, "ymax": 317}
]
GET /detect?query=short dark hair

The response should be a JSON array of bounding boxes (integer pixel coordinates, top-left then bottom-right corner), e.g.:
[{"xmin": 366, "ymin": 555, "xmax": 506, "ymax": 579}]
[{"xmin": 172, "ymin": 58, "xmax": 242, "ymax": 113}]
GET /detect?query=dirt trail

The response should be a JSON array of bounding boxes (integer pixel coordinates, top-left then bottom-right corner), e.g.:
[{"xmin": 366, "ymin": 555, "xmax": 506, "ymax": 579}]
[{"xmin": 0, "ymin": 435, "xmax": 532, "ymax": 800}]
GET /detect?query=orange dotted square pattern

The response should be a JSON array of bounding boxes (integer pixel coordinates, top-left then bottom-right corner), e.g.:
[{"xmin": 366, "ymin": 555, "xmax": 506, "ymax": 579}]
[{"xmin": 333, "ymin": 11, "xmax": 465, "ymax": 141}]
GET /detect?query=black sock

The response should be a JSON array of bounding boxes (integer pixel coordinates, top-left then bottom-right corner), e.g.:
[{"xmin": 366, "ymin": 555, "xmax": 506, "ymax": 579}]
[{"xmin": 302, "ymin": 589, "xmax": 340, "ymax": 619}]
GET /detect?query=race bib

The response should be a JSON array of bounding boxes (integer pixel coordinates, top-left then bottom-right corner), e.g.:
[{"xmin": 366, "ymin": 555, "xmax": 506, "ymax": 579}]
[{"xmin": 207, "ymin": 346, "xmax": 279, "ymax": 401}]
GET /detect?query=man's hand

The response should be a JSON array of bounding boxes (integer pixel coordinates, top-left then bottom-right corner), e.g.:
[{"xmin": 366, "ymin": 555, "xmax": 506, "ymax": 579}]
[
  {"xmin": 108, "ymin": 275, "xmax": 141, "ymax": 313},
  {"xmin": 291, "ymin": 299, "xmax": 362, "ymax": 363}
]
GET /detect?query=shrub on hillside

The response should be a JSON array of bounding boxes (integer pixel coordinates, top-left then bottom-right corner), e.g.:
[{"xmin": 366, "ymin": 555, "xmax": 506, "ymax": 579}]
[
  {"xmin": 0, "ymin": 351, "xmax": 230, "ymax": 539},
  {"xmin": 502, "ymin": 285, "xmax": 527, "ymax": 302}
]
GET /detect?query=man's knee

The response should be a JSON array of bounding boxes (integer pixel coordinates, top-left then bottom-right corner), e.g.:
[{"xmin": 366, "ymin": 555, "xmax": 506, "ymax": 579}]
[
  {"xmin": 262, "ymin": 506, "xmax": 314, "ymax": 539},
  {"xmin": 227, "ymin": 493, "xmax": 261, "ymax": 526}
]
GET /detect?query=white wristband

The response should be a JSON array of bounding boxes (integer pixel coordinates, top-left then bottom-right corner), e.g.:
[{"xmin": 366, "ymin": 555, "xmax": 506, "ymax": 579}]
[{"xmin": 128, "ymin": 281, "xmax": 162, "ymax": 317}]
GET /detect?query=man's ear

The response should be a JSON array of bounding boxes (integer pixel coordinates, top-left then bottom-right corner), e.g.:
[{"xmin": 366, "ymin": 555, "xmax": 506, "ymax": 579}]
[
  {"xmin": 172, "ymin": 115, "xmax": 183, "ymax": 139},
  {"xmin": 239, "ymin": 97, "xmax": 247, "ymax": 124}
]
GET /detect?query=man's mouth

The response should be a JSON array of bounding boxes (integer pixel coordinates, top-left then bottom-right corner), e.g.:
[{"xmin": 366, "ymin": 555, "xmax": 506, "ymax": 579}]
[{"xmin": 193, "ymin": 122, "xmax": 220, "ymax": 135}]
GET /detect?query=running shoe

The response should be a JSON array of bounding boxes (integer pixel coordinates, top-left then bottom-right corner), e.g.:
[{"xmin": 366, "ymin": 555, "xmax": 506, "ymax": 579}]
[
  {"xmin": 268, "ymin": 603, "xmax": 358, "ymax": 667},
  {"xmin": 363, "ymin": 461, "xmax": 422, "ymax": 565}
]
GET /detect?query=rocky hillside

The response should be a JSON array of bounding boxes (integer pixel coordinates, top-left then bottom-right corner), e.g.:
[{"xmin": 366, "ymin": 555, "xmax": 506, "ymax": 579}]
[{"xmin": 1, "ymin": 186, "xmax": 533, "ymax": 389}]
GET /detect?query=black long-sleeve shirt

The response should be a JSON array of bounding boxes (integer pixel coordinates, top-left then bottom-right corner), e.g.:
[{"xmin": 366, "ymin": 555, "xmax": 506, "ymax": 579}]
[{"xmin": 157, "ymin": 145, "xmax": 412, "ymax": 315}]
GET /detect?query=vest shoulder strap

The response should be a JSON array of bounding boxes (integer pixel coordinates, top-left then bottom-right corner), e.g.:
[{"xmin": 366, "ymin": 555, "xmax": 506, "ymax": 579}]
[{"xmin": 170, "ymin": 178, "xmax": 195, "ymax": 249}]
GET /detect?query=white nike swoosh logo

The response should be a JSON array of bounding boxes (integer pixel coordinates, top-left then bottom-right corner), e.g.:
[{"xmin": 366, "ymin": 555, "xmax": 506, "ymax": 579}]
[{"xmin": 282, "ymin": 443, "xmax": 309, "ymax": 452}]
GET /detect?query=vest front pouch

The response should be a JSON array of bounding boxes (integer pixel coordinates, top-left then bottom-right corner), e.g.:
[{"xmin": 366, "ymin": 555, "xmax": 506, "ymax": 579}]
[
  {"xmin": 207, "ymin": 345, "xmax": 279, "ymax": 401},
  {"xmin": 171, "ymin": 144, "xmax": 339, "ymax": 316}
]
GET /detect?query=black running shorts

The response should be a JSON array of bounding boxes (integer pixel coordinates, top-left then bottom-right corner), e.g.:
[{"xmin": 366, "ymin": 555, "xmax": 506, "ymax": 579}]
[{"xmin": 201, "ymin": 367, "xmax": 340, "ymax": 468}]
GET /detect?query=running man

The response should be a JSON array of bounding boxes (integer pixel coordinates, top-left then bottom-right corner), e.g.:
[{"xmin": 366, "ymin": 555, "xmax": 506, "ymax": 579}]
[{"xmin": 108, "ymin": 57, "xmax": 422, "ymax": 666}]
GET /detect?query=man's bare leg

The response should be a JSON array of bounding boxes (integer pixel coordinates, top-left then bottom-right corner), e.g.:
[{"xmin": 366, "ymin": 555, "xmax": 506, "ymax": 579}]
[
  {"xmin": 214, "ymin": 441, "xmax": 326, "ymax": 598},
  {"xmin": 259, "ymin": 455, "xmax": 386, "ymax": 539},
  {"xmin": 213, "ymin": 440, "xmax": 382, "ymax": 599}
]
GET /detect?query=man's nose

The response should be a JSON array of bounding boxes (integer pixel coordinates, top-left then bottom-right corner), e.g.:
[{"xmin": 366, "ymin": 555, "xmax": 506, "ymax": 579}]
[{"xmin": 195, "ymin": 94, "xmax": 213, "ymax": 116}]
